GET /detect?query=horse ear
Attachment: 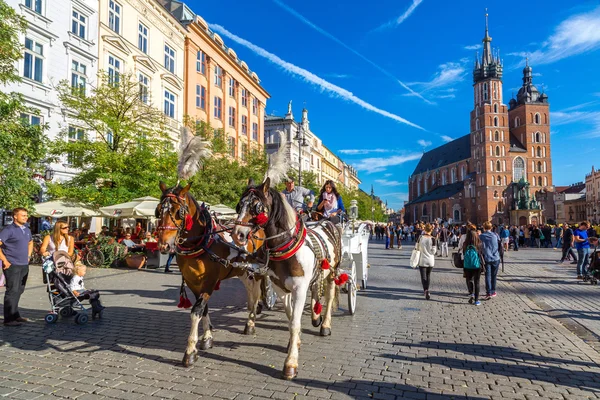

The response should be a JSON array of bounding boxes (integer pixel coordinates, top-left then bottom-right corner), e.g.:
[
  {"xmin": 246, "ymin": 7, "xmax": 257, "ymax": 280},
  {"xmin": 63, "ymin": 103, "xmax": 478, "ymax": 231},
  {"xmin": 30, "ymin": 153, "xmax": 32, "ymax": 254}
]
[
  {"xmin": 159, "ymin": 181, "xmax": 167, "ymax": 193},
  {"xmin": 180, "ymin": 182, "xmax": 192, "ymax": 196},
  {"xmin": 262, "ymin": 177, "xmax": 271, "ymax": 193},
  {"xmin": 247, "ymin": 178, "xmax": 255, "ymax": 187}
]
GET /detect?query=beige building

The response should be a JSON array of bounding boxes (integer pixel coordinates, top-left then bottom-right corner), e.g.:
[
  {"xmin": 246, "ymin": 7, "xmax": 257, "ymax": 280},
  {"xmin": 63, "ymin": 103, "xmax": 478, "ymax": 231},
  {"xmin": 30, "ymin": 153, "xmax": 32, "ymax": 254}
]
[
  {"xmin": 554, "ymin": 183, "xmax": 585, "ymax": 224},
  {"xmin": 98, "ymin": 0, "xmax": 186, "ymax": 140},
  {"xmin": 586, "ymin": 166, "xmax": 600, "ymax": 223}
]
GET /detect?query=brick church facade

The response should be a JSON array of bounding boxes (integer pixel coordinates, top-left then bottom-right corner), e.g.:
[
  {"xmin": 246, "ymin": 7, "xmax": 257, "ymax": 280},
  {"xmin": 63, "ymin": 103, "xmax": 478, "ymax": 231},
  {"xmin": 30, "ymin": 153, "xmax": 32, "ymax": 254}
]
[{"xmin": 405, "ymin": 16, "xmax": 553, "ymax": 226}]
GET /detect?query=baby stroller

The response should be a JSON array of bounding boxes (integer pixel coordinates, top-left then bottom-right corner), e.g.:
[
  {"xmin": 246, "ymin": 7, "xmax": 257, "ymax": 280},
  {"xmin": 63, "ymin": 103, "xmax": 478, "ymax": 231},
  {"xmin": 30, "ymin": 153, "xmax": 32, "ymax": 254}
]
[
  {"xmin": 42, "ymin": 250, "xmax": 90, "ymax": 325},
  {"xmin": 584, "ymin": 243, "xmax": 600, "ymax": 285}
]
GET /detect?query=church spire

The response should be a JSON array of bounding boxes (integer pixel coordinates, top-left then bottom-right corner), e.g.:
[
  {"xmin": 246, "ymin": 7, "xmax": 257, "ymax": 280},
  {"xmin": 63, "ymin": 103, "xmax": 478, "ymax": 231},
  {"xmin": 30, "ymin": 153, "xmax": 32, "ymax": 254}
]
[
  {"xmin": 473, "ymin": 9, "xmax": 503, "ymax": 84},
  {"xmin": 482, "ymin": 9, "xmax": 493, "ymax": 65}
]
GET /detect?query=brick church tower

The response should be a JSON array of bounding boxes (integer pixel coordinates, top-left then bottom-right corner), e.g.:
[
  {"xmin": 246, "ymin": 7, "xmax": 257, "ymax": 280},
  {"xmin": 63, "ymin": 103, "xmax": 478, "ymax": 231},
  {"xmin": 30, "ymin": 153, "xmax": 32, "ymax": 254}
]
[{"xmin": 469, "ymin": 13, "xmax": 510, "ymax": 223}]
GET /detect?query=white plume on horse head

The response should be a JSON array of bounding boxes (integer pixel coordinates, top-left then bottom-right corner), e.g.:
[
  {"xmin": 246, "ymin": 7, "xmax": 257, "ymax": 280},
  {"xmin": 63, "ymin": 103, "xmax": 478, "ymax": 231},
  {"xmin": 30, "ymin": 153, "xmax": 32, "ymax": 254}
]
[
  {"xmin": 263, "ymin": 148, "xmax": 288, "ymax": 185},
  {"xmin": 177, "ymin": 126, "xmax": 212, "ymax": 180}
]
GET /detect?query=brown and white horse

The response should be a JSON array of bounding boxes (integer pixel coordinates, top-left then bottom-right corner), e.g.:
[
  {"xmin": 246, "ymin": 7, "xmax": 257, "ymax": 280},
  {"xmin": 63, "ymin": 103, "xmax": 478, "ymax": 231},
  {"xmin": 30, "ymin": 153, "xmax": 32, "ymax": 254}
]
[
  {"xmin": 155, "ymin": 182, "xmax": 266, "ymax": 367},
  {"xmin": 231, "ymin": 178, "xmax": 343, "ymax": 380}
]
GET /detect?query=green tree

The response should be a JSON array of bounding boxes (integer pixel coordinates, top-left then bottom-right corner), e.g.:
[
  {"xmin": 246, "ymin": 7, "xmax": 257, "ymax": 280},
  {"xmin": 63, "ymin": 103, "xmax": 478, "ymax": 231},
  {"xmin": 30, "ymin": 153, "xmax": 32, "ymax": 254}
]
[
  {"xmin": 48, "ymin": 71, "xmax": 178, "ymax": 206},
  {"xmin": 0, "ymin": 0, "xmax": 48, "ymax": 209}
]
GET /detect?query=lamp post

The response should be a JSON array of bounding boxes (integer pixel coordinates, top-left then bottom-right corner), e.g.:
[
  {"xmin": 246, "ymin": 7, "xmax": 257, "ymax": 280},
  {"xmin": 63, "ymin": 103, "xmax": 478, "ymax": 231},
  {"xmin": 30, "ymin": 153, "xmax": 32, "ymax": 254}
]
[
  {"xmin": 370, "ymin": 185, "xmax": 374, "ymax": 222},
  {"xmin": 294, "ymin": 125, "xmax": 308, "ymax": 187}
]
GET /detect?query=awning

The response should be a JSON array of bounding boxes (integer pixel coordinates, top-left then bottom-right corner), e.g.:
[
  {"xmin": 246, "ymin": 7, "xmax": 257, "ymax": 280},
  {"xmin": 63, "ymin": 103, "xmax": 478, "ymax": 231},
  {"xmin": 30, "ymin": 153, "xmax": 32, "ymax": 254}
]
[
  {"xmin": 99, "ymin": 196, "xmax": 160, "ymax": 218},
  {"xmin": 32, "ymin": 200, "xmax": 100, "ymax": 217}
]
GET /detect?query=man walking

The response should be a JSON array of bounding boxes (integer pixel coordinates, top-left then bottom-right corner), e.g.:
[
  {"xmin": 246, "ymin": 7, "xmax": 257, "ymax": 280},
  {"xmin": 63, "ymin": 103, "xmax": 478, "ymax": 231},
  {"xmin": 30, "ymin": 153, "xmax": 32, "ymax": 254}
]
[
  {"xmin": 574, "ymin": 221, "xmax": 591, "ymax": 279},
  {"xmin": 0, "ymin": 208, "xmax": 33, "ymax": 326},
  {"xmin": 439, "ymin": 225, "xmax": 449, "ymax": 257},
  {"xmin": 480, "ymin": 221, "xmax": 501, "ymax": 300},
  {"xmin": 555, "ymin": 224, "xmax": 564, "ymax": 249},
  {"xmin": 558, "ymin": 223, "xmax": 577, "ymax": 264},
  {"xmin": 510, "ymin": 225, "xmax": 519, "ymax": 251}
]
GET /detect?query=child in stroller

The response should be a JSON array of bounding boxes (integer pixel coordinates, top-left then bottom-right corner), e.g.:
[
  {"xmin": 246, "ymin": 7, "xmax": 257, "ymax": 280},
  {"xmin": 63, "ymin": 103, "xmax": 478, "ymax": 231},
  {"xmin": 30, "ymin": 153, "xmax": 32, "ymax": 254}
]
[
  {"xmin": 42, "ymin": 250, "xmax": 104, "ymax": 324},
  {"xmin": 584, "ymin": 237, "xmax": 600, "ymax": 284}
]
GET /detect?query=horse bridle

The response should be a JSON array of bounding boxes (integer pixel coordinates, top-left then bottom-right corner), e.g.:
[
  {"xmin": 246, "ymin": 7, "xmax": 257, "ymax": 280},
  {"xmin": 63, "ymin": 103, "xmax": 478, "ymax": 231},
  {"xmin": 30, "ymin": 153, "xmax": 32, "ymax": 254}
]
[{"xmin": 157, "ymin": 193, "xmax": 192, "ymax": 244}]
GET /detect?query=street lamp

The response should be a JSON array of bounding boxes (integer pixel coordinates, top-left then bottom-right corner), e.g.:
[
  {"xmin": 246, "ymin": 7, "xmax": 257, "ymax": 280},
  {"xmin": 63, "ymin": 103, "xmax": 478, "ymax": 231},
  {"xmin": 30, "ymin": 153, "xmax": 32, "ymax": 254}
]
[
  {"xmin": 294, "ymin": 125, "xmax": 309, "ymax": 187},
  {"xmin": 370, "ymin": 185, "xmax": 374, "ymax": 222},
  {"xmin": 44, "ymin": 167, "xmax": 54, "ymax": 181}
]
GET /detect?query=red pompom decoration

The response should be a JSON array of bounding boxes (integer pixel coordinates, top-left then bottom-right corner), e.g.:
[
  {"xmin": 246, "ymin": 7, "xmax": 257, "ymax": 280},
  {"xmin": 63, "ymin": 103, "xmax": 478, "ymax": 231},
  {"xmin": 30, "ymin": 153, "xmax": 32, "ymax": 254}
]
[
  {"xmin": 255, "ymin": 212, "xmax": 269, "ymax": 226},
  {"xmin": 185, "ymin": 214, "xmax": 193, "ymax": 231},
  {"xmin": 321, "ymin": 259, "xmax": 330, "ymax": 270},
  {"xmin": 177, "ymin": 295, "xmax": 185, "ymax": 308},
  {"xmin": 214, "ymin": 280, "xmax": 221, "ymax": 291},
  {"xmin": 183, "ymin": 298, "xmax": 192, "ymax": 309},
  {"xmin": 334, "ymin": 273, "xmax": 349, "ymax": 286},
  {"xmin": 313, "ymin": 301, "xmax": 323, "ymax": 315}
]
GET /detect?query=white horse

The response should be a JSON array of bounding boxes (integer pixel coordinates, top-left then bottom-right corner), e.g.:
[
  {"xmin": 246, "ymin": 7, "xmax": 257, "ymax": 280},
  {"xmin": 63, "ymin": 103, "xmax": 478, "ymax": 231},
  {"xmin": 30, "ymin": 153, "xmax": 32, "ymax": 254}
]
[{"xmin": 231, "ymin": 178, "xmax": 344, "ymax": 379}]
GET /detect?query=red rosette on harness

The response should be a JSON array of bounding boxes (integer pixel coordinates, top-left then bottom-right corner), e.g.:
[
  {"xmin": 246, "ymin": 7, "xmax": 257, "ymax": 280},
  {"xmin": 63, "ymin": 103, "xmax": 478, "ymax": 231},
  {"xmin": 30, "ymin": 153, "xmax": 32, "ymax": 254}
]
[
  {"xmin": 334, "ymin": 273, "xmax": 349, "ymax": 286},
  {"xmin": 255, "ymin": 212, "xmax": 269, "ymax": 226},
  {"xmin": 321, "ymin": 259, "xmax": 330, "ymax": 270},
  {"xmin": 313, "ymin": 301, "xmax": 323, "ymax": 315},
  {"xmin": 185, "ymin": 214, "xmax": 193, "ymax": 231}
]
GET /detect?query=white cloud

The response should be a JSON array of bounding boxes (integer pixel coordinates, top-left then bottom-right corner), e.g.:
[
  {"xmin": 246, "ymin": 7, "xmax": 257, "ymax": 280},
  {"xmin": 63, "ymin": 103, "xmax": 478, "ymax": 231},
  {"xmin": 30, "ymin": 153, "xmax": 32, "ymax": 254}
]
[
  {"xmin": 271, "ymin": 0, "xmax": 432, "ymax": 105},
  {"xmin": 209, "ymin": 24, "xmax": 425, "ymax": 131},
  {"xmin": 511, "ymin": 6, "xmax": 600, "ymax": 66},
  {"xmin": 339, "ymin": 148, "xmax": 388, "ymax": 155},
  {"xmin": 324, "ymin": 73, "xmax": 351, "ymax": 79},
  {"xmin": 354, "ymin": 153, "xmax": 423, "ymax": 174},
  {"xmin": 464, "ymin": 44, "xmax": 481, "ymax": 50},
  {"xmin": 417, "ymin": 139, "xmax": 432, "ymax": 147},
  {"xmin": 409, "ymin": 62, "xmax": 466, "ymax": 91},
  {"xmin": 375, "ymin": 179, "xmax": 407, "ymax": 186},
  {"xmin": 384, "ymin": 173, "xmax": 393, "ymax": 177},
  {"xmin": 552, "ymin": 105, "xmax": 600, "ymax": 137},
  {"xmin": 373, "ymin": 0, "xmax": 424, "ymax": 32},
  {"xmin": 441, "ymin": 135, "xmax": 453, "ymax": 142}
]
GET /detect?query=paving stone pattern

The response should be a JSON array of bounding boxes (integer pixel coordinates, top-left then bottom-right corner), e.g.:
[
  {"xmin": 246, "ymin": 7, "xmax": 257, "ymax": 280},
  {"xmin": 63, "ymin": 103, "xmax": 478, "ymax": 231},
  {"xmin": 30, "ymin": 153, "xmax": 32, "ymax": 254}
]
[{"xmin": 1, "ymin": 240, "xmax": 600, "ymax": 399}]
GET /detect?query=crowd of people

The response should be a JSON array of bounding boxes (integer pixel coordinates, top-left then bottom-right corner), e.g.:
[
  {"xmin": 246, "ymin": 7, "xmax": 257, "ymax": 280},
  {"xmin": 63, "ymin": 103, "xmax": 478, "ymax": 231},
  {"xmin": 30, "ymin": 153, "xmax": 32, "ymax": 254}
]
[{"xmin": 371, "ymin": 219, "xmax": 600, "ymax": 304}]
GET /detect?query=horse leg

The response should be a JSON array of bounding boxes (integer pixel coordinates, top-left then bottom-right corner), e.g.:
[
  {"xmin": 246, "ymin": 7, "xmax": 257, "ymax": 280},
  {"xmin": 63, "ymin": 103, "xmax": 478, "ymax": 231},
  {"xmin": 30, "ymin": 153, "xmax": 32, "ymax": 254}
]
[
  {"xmin": 241, "ymin": 274, "xmax": 262, "ymax": 335},
  {"xmin": 182, "ymin": 293, "xmax": 209, "ymax": 367},
  {"xmin": 282, "ymin": 279, "xmax": 309, "ymax": 380},
  {"xmin": 320, "ymin": 276, "xmax": 336, "ymax": 337},
  {"xmin": 310, "ymin": 283, "xmax": 323, "ymax": 328},
  {"xmin": 199, "ymin": 304, "xmax": 213, "ymax": 350}
]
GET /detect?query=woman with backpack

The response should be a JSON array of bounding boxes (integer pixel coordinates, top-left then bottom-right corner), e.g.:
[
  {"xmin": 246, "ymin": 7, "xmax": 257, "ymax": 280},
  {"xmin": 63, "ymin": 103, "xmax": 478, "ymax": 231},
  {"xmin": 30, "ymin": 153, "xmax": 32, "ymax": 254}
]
[
  {"xmin": 463, "ymin": 227, "xmax": 483, "ymax": 306},
  {"xmin": 416, "ymin": 223, "xmax": 437, "ymax": 300}
]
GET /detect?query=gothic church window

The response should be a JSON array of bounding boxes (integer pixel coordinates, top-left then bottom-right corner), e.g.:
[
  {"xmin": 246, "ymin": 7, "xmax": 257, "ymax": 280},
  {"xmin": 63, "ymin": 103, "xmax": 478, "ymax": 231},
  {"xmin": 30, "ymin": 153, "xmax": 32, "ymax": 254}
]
[
  {"xmin": 537, "ymin": 161, "xmax": 542, "ymax": 172},
  {"xmin": 483, "ymin": 83, "xmax": 488, "ymax": 101},
  {"xmin": 536, "ymin": 132, "xmax": 541, "ymax": 143},
  {"xmin": 494, "ymin": 190, "xmax": 499, "ymax": 198},
  {"xmin": 495, "ymin": 131, "xmax": 499, "ymax": 141},
  {"xmin": 537, "ymin": 146, "xmax": 541, "ymax": 157},
  {"xmin": 495, "ymin": 146, "xmax": 500, "ymax": 156},
  {"xmin": 497, "ymin": 176, "xmax": 502, "ymax": 186},
  {"xmin": 461, "ymin": 166, "xmax": 465, "ymax": 180},
  {"xmin": 476, "ymin": 162, "xmax": 481, "ymax": 174},
  {"xmin": 534, "ymin": 113, "xmax": 541, "ymax": 124},
  {"xmin": 494, "ymin": 117, "xmax": 498, "ymax": 127},
  {"xmin": 496, "ymin": 160, "xmax": 501, "ymax": 172},
  {"xmin": 515, "ymin": 117, "xmax": 520, "ymax": 127},
  {"xmin": 538, "ymin": 177, "xmax": 542, "ymax": 186},
  {"xmin": 513, "ymin": 157, "xmax": 525, "ymax": 182},
  {"xmin": 475, "ymin": 119, "xmax": 480, "ymax": 131},
  {"xmin": 494, "ymin": 103, "xmax": 498, "ymax": 113}
]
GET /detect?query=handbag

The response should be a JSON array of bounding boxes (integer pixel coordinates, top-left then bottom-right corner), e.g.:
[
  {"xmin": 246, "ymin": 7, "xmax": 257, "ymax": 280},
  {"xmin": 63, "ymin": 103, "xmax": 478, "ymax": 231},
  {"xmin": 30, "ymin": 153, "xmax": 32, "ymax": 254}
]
[
  {"xmin": 451, "ymin": 252, "xmax": 463, "ymax": 269},
  {"xmin": 410, "ymin": 237, "xmax": 422, "ymax": 269}
]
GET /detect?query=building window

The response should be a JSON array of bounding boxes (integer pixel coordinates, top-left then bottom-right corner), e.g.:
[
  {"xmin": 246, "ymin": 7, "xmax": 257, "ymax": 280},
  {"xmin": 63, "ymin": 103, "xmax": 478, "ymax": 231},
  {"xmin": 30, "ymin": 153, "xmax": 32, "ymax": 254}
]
[
  {"xmin": 20, "ymin": 113, "xmax": 41, "ymax": 126},
  {"xmin": 196, "ymin": 51, "xmax": 206, "ymax": 74},
  {"xmin": 496, "ymin": 160, "xmax": 501, "ymax": 172},
  {"xmin": 163, "ymin": 90, "xmax": 175, "ymax": 118},
  {"xmin": 109, "ymin": 0, "xmax": 121, "ymax": 33},
  {"xmin": 513, "ymin": 157, "xmax": 525, "ymax": 182},
  {"xmin": 25, "ymin": 0, "xmax": 42, "ymax": 14},
  {"xmin": 515, "ymin": 117, "xmax": 520, "ymax": 127},
  {"xmin": 213, "ymin": 96, "xmax": 222, "ymax": 119},
  {"xmin": 108, "ymin": 55, "xmax": 121, "ymax": 84},
  {"xmin": 537, "ymin": 146, "xmax": 542, "ymax": 157},
  {"xmin": 483, "ymin": 83, "xmax": 488, "ymax": 101},
  {"xmin": 495, "ymin": 146, "xmax": 500, "ymax": 156},
  {"xmin": 23, "ymin": 38, "xmax": 43, "ymax": 82},
  {"xmin": 252, "ymin": 122, "xmax": 258, "ymax": 141},
  {"xmin": 71, "ymin": 61, "xmax": 87, "ymax": 95},
  {"xmin": 494, "ymin": 131, "xmax": 499, "ymax": 141},
  {"xmin": 537, "ymin": 161, "xmax": 542, "ymax": 173},
  {"xmin": 493, "ymin": 116, "xmax": 498, "ymax": 127},
  {"xmin": 106, "ymin": 129, "xmax": 114, "ymax": 145},
  {"xmin": 229, "ymin": 78, "xmax": 236, "ymax": 98},
  {"xmin": 496, "ymin": 175, "xmax": 502, "ymax": 186},
  {"xmin": 228, "ymin": 136, "xmax": 235, "ymax": 158},
  {"xmin": 214, "ymin": 65, "xmax": 222, "ymax": 88},
  {"xmin": 228, "ymin": 106, "xmax": 235, "ymax": 127},
  {"xmin": 164, "ymin": 44, "xmax": 175, "ymax": 73},
  {"xmin": 195, "ymin": 85, "xmax": 205, "ymax": 109},
  {"xmin": 475, "ymin": 119, "xmax": 479, "ymax": 131},
  {"xmin": 538, "ymin": 176, "xmax": 542, "ymax": 186},
  {"xmin": 67, "ymin": 126, "xmax": 85, "ymax": 164},
  {"xmin": 534, "ymin": 113, "xmax": 541, "ymax": 124},
  {"xmin": 252, "ymin": 97, "xmax": 258, "ymax": 115},
  {"xmin": 241, "ymin": 88, "xmax": 248, "ymax": 107},
  {"xmin": 494, "ymin": 103, "xmax": 498, "ymax": 113},
  {"xmin": 139, "ymin": 73, "xmax": 149, "ymax": 103},
  {"xmin": 241, "ymin": 115, "xmax": 247, "ymax": 134},
  {"xmin": 71, "ymin": 10, "xmax": 87, "ymax": 39},
  {"xmin": 138, "ymin": 23, "xmax": 148, "ymax": 54},
  {"xmin": 535, "ymin": 132, "xmax": 541, "ymax": 143}
]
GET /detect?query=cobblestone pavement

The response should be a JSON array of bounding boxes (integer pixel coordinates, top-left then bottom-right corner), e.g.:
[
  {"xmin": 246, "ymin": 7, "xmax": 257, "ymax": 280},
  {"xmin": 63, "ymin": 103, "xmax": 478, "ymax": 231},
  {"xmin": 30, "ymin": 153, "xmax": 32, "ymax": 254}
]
[{"xmin": 1, "ymin": 241, "xmax": 600, "ymax": 399}]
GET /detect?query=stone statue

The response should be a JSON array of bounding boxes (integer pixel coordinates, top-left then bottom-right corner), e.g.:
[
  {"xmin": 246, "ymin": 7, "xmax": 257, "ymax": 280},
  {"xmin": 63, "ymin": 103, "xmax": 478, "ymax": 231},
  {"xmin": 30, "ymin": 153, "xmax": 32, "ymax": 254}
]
[{"xmin": 287, "ymin": 100, "xmax": 292, "ymax": 114}]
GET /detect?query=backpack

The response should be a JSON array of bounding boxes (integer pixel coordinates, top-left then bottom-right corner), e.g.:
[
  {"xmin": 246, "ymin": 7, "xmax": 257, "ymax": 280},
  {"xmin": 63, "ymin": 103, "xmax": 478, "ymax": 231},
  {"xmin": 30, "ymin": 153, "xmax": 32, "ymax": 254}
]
[{"xmin": 463, "ymin": 245, "xmax": 481, "ymax": 269}]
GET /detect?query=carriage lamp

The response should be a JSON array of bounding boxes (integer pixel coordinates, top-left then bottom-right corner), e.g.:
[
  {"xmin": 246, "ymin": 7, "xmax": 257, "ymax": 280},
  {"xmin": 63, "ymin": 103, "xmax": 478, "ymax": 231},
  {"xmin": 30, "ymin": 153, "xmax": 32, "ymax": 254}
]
[{"xmin": 349, "ymin": 200, "xmax": 358, "ymax": 221}]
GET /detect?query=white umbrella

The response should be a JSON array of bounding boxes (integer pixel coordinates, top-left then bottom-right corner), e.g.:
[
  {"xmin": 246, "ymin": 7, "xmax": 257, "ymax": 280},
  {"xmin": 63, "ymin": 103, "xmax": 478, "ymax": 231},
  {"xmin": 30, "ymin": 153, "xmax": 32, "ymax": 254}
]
[
  {"xmin": 99, "ymin": 196, "xmax": 160, "ymax": 218},
  {"xmin": 32, "ymin": 200, "xmax": 100, "ymax": 217}
]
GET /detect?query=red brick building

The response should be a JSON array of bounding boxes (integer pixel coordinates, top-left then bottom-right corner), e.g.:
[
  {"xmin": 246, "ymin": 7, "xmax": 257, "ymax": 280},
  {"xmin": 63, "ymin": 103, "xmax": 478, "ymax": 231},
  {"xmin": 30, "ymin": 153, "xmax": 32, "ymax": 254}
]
[{"xmin": 405, "ymin": 15, "xmax": 553, "ymax": 226}]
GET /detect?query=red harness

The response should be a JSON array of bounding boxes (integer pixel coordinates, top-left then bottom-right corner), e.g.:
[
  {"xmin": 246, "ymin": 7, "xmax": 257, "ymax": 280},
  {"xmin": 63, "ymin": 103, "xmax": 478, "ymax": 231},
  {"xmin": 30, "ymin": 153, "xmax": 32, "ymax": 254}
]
[{"xmin": 269, "ymin": 218, "xmax": 307, "ymax": 261}]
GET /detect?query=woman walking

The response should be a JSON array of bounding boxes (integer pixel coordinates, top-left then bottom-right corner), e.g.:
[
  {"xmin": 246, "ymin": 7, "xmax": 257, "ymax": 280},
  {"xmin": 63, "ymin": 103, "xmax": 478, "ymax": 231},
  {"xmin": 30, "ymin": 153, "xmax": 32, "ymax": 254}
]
[
  {"xmin": 39, "ymin": 221, "xmax": 75, "ymax": 274},
  {"xmin": 463, "ymin": 227, "xmax": 483, "ymax": 305},
  {"xmin": 417, "ymin": 223, "xmax": 437, "ymax": 300}
]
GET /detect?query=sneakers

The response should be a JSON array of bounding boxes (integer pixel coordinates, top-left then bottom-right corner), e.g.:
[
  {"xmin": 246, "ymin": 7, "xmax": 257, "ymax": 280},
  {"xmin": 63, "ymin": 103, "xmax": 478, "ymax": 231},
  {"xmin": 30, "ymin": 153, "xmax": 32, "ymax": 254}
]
[
  {"xmin": 468, "ymin": 295, "xmax": 474, "ymax": 304},
  {"xmin": 484, "ymin": 294, "xmax": 492, "ymax": 300},
  {"xmin": 474, "ymin": 301, "xmax": 482, "ymax": 306},
  {"xmin": 425, "ymin": 290, "xmax": 431, "ymax": 300},
  {"xmin": 164, "ymin": 269, "xmax": 173, "ymax": 273},
  {"xmin": 491, "ymin": 293, "xmax": 497, "ymax": 298},
  {"xmin": 557, "ymin": 260, "xmax": 564, "ymax": 264}
]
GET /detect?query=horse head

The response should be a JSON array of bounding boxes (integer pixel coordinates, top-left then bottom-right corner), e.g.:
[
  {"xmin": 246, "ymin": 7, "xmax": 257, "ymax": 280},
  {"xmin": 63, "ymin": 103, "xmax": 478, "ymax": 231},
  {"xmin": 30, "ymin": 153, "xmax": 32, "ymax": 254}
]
[{"xmin": 155, "ymin": 181, "xmax": 207, "ymax": 254}]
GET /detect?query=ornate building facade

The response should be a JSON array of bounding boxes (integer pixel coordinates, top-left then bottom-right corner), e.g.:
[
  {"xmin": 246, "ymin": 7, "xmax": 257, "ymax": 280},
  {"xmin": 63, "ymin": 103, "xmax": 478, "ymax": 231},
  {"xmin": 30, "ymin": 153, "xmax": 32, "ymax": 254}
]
[
  {"xmin": 406, "ymin": 16, "xmax": 553, "ymax": 226},
  {"xmin": 585, "ymin": 166, "xmax": 600, "ymax": 223}
]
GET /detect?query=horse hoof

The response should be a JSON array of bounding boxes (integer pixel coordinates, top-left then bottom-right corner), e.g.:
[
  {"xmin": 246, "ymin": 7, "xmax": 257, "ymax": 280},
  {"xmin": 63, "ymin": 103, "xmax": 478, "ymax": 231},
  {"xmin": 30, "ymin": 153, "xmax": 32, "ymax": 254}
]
[
  {"xmin": 282, "ymin": 366, "xmax": 298, "ymax": 380},
  {"xmin": 243, "ymin": 325, "xmax": 256, "ymax": 335},
  {"xmin": 256, "ymin": 302, "xmax": 263, "ymax": 315},
  {"xmin": 311, "ymin": 315, "xmax": 323, "ymax": 328},
  {"xmin": 199, "ymin": 338, "xmax": 213, "ymax": 350},
  {"xmin": 182, "ymin": 351, "xmax": 198, "ymax": 367},
  {"xmin": 320, "ymin": 327, "xmax": 331, "ymax": 336}
]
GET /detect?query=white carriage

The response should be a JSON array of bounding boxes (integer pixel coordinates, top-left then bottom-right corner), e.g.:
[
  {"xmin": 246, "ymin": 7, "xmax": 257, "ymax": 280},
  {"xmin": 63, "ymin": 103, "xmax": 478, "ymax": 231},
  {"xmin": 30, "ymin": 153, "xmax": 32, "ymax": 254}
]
[{"xmin": 338, "ymin": 200, "xmax": 370, "ymax": 315}]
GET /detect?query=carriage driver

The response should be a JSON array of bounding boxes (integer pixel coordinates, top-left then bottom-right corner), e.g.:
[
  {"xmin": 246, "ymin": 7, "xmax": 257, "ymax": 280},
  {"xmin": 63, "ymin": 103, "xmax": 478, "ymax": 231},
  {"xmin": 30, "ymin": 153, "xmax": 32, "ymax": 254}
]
[{"xmin": 281, "ymin": 177, "xmax": 315, "ymax": 216}]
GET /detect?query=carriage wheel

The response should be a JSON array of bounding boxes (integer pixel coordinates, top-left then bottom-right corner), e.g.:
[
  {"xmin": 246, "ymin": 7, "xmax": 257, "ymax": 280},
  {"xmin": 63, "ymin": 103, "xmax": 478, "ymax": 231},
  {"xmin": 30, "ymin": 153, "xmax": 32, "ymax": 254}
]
[
  {"xmin": 347, "ymin": 260, "xmax": 357, "ymax": 315},
  {"xmin": 85, "ymin": 249, "xmax": 105, "ymax": 268}
]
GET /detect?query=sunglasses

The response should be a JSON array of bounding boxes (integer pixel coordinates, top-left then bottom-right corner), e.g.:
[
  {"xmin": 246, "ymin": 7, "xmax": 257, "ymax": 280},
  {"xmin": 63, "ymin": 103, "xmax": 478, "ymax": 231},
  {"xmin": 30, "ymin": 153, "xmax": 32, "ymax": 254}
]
[{"xmin": 60, "ymin": 227, "xmax": 68, "ymax": 230}]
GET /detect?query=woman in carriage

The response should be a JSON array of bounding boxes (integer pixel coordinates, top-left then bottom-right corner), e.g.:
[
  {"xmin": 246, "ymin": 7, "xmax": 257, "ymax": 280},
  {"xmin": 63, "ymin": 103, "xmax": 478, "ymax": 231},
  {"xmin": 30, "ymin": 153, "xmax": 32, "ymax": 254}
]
[{"xmin": 316, "ymin": 180, "xmax": 345, "ymax": 224}]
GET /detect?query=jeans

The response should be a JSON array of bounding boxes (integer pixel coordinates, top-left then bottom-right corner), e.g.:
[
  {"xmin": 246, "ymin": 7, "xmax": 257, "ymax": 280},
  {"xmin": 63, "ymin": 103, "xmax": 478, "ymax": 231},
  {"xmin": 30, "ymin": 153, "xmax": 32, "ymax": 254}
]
[
  {"xmin": 419, "ymin": 266, "xmax": 433, "ymax": 292},
  {"xmin": 440, "ymin": 242, "xmax": 449, "ymax": 257},
  {"xmin": 560, "ymin": 246, "xmax": 577, "ymax": 262},
  {"xmin": 3, "ymin": 264, "xmax": 29, "ymax": 323},
  {"xmin": 512, "ymin": 237, "xmax": 519, "ymax": 251},
  {"xmin": 165, "ymin": 253, "xmax": 176, "ymax": 271},
  {"xmin": 577, "ymin": 247, "xmax": 590, "ymax": 276},
  {"xmin": 530, "ymin": 237, "xmax": 535, "ymax": 247},
  {"xmin": 465, "ymin": 268, "xmax": 481, "ymax": 301},
  {"xmin": 484, "ymin": 259, "xmax": 500, "ymax": 295},
  {"xmin": 534, "ymin": 238, "xmax": 541, "ymax": 248},
  {"xmin": 555, "ymin": 237, "xmax": 563, "ymax": 249},
  {"xmin": 385, "ymin": 237, "xmax": 390, "ymax": 249}
]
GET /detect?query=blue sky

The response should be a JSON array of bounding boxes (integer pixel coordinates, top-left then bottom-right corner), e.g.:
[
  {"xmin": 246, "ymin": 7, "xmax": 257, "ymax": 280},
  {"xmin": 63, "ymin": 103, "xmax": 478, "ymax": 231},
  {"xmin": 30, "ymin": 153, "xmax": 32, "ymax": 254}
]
[{"xmin": 189, "ymin": 0, "xmax": 600, "ymax": 210}]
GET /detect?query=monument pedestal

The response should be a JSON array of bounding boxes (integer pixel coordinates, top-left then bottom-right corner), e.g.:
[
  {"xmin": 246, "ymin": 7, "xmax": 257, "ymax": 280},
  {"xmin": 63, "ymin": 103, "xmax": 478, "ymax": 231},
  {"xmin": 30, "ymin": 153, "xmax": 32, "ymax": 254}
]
[{"xmin": 510, "ymin": 209, "xmax": 543, "ymax": 226}]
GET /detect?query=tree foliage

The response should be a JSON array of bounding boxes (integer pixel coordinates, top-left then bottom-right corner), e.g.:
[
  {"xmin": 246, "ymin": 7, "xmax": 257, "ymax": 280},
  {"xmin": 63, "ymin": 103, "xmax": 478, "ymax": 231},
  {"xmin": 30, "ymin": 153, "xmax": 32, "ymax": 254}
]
[
  {"xmin": 0, "ymin": 0, "xmax": 48, "ymax": 209},
  {"xmin": 48, "ymin": 71, "xmax": 178, "ymax": 206}
]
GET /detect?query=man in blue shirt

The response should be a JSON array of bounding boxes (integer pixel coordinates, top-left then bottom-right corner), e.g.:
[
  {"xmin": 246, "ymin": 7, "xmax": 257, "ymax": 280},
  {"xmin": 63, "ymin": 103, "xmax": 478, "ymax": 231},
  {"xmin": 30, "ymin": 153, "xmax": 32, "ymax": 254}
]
[
  {"xmin": 574, "ymin": 221, "xmax": 591, "ymax": 279},
  {"xmin": 0, "ymin": 208, "xmax": 33, "ymax": 326}
]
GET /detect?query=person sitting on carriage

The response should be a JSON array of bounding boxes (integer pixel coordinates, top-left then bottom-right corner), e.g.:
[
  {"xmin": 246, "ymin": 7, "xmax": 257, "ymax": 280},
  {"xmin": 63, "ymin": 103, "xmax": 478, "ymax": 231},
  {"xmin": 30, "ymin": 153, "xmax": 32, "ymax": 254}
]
[
  {"xmin": 39, "ymin": 221, "xmax": 75, "ymax": 275},
  {"xmin": 316, "ymin": 180, "xmax": 345, "ymax": 224},
  {"xmin": 281, "ymin": 177, "xmax": 315, "ymax": 218}
]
